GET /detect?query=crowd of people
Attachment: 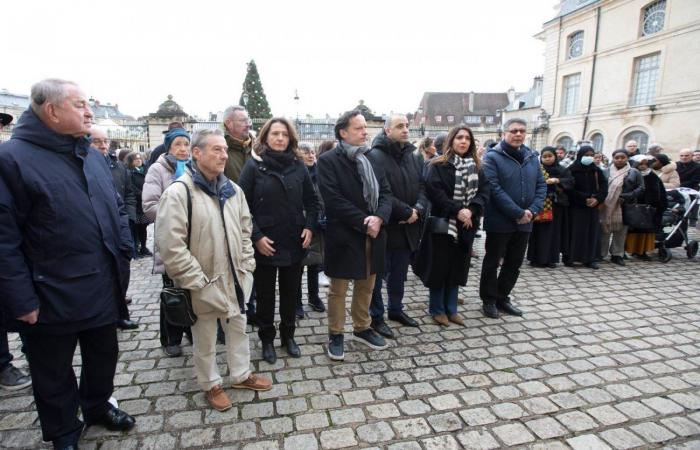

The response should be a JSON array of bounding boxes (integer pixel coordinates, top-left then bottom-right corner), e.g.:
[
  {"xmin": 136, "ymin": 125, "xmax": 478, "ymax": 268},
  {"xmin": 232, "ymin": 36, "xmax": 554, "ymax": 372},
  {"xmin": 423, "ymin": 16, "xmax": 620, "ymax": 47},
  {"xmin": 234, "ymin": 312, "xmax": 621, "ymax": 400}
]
[{"xmin": 1, "ymin": 78, "xmax": 699, "ymax": 449}]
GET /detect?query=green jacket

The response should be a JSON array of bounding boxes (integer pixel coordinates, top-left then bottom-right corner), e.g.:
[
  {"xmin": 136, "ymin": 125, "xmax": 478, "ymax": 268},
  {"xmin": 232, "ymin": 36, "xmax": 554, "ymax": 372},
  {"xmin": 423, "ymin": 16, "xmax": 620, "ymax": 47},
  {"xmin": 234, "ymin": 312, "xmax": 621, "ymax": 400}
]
[{"xmin": 224, "ymin": 133, "xmax": 253, "ymax": 183}]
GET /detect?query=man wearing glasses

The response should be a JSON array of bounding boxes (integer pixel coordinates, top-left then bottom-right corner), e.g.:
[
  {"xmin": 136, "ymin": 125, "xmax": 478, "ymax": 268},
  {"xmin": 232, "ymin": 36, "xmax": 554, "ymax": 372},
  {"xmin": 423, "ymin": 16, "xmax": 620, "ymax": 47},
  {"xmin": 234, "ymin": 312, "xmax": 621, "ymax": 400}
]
[{"xmin": 479, "ymin": 118, "xmax": 546, "ymax": 319}]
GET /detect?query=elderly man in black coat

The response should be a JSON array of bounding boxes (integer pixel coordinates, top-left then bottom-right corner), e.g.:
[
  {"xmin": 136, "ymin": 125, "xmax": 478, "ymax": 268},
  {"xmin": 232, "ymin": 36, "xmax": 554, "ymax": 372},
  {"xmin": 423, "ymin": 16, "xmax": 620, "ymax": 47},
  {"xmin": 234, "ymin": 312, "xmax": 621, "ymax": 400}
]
[
  {"xmin": 366, "ymin": 115, "xmax": 427, "ymax": 339},
  {"xmin": 318, "ymin": 110, "xmax": 393, "ymax": 361},
  {"xmin": 0, "ymin": 79, "xmax": 136, "ymax": 450}
]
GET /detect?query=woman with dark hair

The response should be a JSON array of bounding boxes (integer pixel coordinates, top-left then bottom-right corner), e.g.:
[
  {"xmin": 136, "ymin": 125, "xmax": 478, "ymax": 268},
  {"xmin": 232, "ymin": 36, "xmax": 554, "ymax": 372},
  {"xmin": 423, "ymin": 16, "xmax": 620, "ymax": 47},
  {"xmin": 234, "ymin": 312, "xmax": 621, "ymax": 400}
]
[
  {"xmin": 527, "ymin": 147, "xmax": 573, "ymax": 267},
  {"xmin": 626, "ymin": 156, "xmax": 667, "ymax": 260},
  {"xmin": 414, "ymin": 126, "xmax": 489, "ymax": 326},
  {"xmin": 316, "ymin": 140, "xmax": 337, "ymax": 157},
  {"xmin": 125, "ymin": 151, "xmax": 152, "ymax": 258},
  {"xmin": 238, "ymin": 118, "xmax": 319, "ymax": 364},
  {"xmin": 417, "ymin": 136, "xmax": 437, "ymax": 162},
  {"xmin": 564, "ymin": 145, "xmax": 608, "ymax": 269},
  {"xmin": 653, "ymin": 154, "xmax": 680, "ymax": 189}
]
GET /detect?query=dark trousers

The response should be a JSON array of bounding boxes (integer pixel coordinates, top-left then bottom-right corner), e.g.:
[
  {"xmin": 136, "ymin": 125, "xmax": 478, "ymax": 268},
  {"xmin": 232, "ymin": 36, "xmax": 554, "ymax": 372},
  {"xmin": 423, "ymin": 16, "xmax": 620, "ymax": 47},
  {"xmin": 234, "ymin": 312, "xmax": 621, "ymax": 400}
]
[
  {"xmin": 296, "ymin": 264, "xmax": 320, "ymax": 309},
  {"xmin": 23, "ymin": 324, "xmax": 118, "ymax": 447},
  {"xmin": 0, "ymin": 328, "xmax": 13, "ymax": 372},
  {"xmin": 129, "ymin": 221, "xmax": 148, "ymax": 256},
  {"xmin": 255, "ymin": 263, "xmax": 302, "ymax": 343},
  {"xmin": 160, "ymin": 275, "xmax": 192, "ymax": 346},
  {"xmin": 370, "ymin": 249, "xmax": 411, "ymax": 322},
  {"xmin": 479, "ymin": 231, "xmax": 530, "ymax": 305}
]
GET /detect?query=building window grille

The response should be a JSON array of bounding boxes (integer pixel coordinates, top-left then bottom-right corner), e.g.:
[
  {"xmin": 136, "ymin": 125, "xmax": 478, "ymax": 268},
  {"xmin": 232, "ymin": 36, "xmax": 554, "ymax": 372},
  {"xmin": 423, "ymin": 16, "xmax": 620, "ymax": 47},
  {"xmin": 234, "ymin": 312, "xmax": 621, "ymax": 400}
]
[
  {"xmin": 590, "ymin": 133, "xmax": 604, "ymax": 153},
  {"xmin": 561, "ymin": 73, "xmax": 581, "ymax": 115},
  {"xmin": 557, "ymin": 136, "xmax": 574, "ymax": 151},
  {"xmin": 567, "ymin": 31, "xmax": 584, "ymax": 59},
  {"xmin": 631, "ymin": 53, "xmax": 660, "ymax": 106},
  {"xmin": 642, "ymin": 0, "xmax": 666, "ymax": 36}
]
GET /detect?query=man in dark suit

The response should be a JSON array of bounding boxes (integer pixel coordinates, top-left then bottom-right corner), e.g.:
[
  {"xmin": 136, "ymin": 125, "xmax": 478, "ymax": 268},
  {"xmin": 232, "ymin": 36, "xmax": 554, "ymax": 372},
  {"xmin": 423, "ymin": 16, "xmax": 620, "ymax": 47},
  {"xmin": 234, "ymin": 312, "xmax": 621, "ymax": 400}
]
[{"xmin": 0, "ymin": 79, "xmax": 135, "ymax": 449}]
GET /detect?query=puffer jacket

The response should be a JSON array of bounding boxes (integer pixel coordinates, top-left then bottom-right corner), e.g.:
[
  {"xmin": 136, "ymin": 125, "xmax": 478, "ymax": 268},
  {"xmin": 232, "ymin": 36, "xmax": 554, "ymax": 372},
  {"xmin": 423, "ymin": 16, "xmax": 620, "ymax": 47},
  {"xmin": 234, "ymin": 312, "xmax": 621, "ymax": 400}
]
[
  {"xmin": 656, "ymin": 162, "xmax": 680, "ymax": 189},
  {"xmin": 142, "ymin": 154, "xmax": 179, "ymax": 273},
  {"xmin": 155, "ymin": 168, "xmax": 255, "ymax": 319}
]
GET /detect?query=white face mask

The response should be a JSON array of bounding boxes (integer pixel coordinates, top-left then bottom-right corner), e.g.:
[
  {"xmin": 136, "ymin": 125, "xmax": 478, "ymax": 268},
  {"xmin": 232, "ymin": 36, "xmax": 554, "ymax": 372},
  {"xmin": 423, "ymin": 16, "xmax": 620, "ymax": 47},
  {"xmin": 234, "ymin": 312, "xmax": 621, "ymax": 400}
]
[
  {"xmin": 580, "ymin": 156, "xmax": 594, "ymax": 166},
  {"xmin": 640, "ymin": 168, "xmax": 652, "ymax": 176}
]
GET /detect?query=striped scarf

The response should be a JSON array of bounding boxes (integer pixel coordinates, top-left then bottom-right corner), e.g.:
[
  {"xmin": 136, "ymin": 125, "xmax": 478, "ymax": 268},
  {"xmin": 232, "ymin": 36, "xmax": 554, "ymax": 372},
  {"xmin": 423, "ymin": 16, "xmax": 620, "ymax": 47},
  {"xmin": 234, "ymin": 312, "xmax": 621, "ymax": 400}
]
[{"xmin": 448, "ymin": 155, "xmax": 479, "ymax": 240}]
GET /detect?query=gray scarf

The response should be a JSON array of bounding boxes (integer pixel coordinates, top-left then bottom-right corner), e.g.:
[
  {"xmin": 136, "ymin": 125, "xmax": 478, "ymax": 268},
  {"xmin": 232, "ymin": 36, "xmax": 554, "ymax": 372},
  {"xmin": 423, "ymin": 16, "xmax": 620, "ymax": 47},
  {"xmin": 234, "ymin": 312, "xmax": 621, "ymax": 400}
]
[
  {"xmin": 341, "ymin": 140, "xmax": 379, "ymax": 213},
  {"xmin": 448, "ymin": 155, "xmax": 479, "ymax": 240}
]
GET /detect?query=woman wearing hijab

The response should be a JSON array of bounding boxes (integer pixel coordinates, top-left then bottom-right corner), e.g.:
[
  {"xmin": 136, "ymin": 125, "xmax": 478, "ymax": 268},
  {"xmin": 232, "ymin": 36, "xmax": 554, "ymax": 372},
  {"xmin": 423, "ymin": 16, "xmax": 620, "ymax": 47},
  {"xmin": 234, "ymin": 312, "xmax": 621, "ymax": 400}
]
[
  {"xmin": 600, "ymin": 149, "xmax": 644, "ymax": 266},
  {"xmin": 527, "ymin": 147, "xmax": 574, "ymax": 267},
  {"xmin": 564, "ymin": 145, "xmax": 608, "ymax": 269},
  {"xmin": 238, "ymin": 118, "xmax": 319, "ymax": 364},
  {"xmin": 142, "ymin": 127, "xmax": 192, "ymax": 357},
  {"xmin": 415, "ymin": 125, "xmax": 489, "ymax": 326},
  {"xmin": 653, "ymin": 154, "xmax": 681, "ymax": 189},
  {"xmin": 626, "ymin": 156, "xmax": 667, "ymax": 260}
]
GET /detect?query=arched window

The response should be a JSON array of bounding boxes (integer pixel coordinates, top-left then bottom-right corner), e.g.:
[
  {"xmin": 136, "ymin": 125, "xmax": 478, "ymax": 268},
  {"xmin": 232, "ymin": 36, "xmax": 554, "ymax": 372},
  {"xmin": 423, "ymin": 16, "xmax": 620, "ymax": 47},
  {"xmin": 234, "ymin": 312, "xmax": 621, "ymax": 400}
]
[
  {"xmin": 590, "ymin": 133, "xmax": 604, "ymax": 153},
  {"xmin": 642, "ymin": 0, "xmax": 666, "ymax": 36},
  {"xmin": 557, "ymin": 136, "xmax": 574, "ymax": 151},
  {"xmin": 567, "ymin": 31, "xmax": 584, "ymax": 59},
  {"xmin": 623, "ymin": 130, "xmax": 649, "ymax": 153}
]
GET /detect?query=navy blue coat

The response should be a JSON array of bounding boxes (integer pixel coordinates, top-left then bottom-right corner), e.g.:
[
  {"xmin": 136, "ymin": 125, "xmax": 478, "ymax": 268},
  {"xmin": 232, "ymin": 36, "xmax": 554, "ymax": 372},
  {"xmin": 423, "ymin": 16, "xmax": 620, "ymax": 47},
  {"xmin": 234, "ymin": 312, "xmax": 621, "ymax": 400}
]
[
  {"xmin": 482, "ymin": 143, "xmax": 547, "ymax": 233},
  {"xmin": 0, "ymin": 109, "xmax": 132, "ymax": 333}
]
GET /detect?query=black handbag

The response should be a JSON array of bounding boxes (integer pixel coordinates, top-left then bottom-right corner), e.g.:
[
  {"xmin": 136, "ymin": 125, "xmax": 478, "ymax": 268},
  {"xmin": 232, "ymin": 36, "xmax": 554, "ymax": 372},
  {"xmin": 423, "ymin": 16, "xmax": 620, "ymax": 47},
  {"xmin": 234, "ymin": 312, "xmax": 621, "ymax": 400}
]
[
  {"xmin": 160, "ymin": 182, "xmax": 198, "ymax": 327},
  {"xmin": 427, "ymin": 216, "xmax": 450, "ymax": 234},
  {"xmin": 622, "ymin": 202, "xmax": 656, "ymax": 230}
]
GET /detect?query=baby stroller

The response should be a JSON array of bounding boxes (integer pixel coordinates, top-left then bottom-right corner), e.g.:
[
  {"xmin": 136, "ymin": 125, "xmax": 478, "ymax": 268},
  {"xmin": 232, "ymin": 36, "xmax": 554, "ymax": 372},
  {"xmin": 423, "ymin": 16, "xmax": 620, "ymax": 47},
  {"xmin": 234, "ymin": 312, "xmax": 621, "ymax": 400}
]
[{"xmin": 656, "ymin": 187, "xmax": 699, "ymax": 262}]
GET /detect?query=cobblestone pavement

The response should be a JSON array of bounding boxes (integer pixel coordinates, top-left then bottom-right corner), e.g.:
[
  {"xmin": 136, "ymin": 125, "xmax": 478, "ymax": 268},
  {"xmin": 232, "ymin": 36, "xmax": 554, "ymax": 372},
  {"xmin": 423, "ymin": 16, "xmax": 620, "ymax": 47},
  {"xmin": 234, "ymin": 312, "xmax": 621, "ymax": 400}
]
[{"xmin": 2, "ymin": 231, "xmax": 700, "ymax": 449}]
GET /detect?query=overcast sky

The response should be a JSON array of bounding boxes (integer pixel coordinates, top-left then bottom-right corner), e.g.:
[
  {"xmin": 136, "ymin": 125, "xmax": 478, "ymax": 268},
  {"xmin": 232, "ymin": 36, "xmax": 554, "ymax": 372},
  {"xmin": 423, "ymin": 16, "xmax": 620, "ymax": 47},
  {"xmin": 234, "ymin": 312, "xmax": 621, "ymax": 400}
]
[{"xmin": 3, "ymin": 0, "xmax": 557, "ymax": 119}]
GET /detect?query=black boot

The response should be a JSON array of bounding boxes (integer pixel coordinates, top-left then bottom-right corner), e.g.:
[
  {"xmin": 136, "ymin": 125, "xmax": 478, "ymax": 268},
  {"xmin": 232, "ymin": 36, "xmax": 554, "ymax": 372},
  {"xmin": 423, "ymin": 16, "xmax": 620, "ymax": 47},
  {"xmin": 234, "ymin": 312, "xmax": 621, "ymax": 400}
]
[
  {"xmin": 261, "ymin": 342, "xmax": 276, "ymax": 364},
  {"xmin": 482, "ymin": 303, "xmax": 499, "ymax": 319},
  {"xmin": 282, "ymin": 338, "xmax": 301, "ymax": 358}
]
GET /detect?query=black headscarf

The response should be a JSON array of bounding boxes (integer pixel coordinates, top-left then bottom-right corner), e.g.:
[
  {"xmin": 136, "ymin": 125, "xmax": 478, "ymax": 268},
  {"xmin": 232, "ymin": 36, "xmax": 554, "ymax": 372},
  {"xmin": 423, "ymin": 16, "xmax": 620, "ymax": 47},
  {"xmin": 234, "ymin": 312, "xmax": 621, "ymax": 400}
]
[
  {"xmin": 569, "ymin": 145, "xmax": 597, "ymax": 172},
  {"xmin": 656, "ymin": 154, "xmax": 671, "ymax": 166}
]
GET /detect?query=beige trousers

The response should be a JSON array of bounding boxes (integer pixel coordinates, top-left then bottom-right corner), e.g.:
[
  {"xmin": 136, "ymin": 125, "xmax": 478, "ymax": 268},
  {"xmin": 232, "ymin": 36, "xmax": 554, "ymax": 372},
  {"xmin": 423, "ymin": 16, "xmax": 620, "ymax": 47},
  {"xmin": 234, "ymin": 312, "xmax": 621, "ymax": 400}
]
[
  {"xmin": 327, "ymin": 238, "xmax": 376, "ymax": 334},
  {"xmin": 190, "ymin": 314, "xmax": 251, "ymax": 391}
]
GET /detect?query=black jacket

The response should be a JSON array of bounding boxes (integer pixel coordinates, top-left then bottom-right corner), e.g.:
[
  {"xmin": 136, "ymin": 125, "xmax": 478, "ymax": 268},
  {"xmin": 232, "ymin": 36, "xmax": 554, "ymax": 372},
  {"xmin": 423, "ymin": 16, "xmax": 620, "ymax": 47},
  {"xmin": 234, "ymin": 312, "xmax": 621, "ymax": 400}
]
[
  {"xmin": 106, "ymin": 153, "xmax": 137, "ymax": 221},
  {"xmin": 677, "ymin": 161, "xmax": 700, "ymax": 189},
  {"xmin": 318, "ymin": 144, "xmax": 393, "ymax": 280},
  {"xmin": 129, "ymin": 167, "xmax": 146, "ymax": 218},
  {"xmin": 238, "ymin": 150, "xmax": 320, "ymax": 266},
  {"xmin": 0, "ymin": 109, "xmax": 132, "ymax": 333},
  {"xmin": 567, "ymin": 161, "xmax": 608, "ymax": 208},
  {"xmin": 424, "ymin": 160, "xmax": 489, "ymax": 222},
  {"xmin": 367, "ymin": 131, "xmax": 428, "ymax": 251},
  {"xmin": 618, "ymin": 167, "xmax": 645, "ymax": 203}
]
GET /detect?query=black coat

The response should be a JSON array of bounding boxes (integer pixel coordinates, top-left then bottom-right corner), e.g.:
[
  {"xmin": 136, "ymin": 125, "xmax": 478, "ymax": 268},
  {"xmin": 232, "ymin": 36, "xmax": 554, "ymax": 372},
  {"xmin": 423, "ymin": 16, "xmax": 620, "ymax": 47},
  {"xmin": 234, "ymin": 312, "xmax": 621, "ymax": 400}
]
[
  {"xmin": 238, "ymin": 151, "xmax": 320, "ymax": 266},
  {"xmin": 631, "ymin": 172, "xmax": 667, "ymax": 232},
  {"xmin": 129, "ymin": 167, "xmax": 147, "ymax": 218},
  {"xmin": 413, "ymin": 161, "xmax": 490, "ymax": 288},
  {"xmin": 317, "ymin": 145, "xmax": 393, "ymax": 280},
  {"xmin": 677, "ymin": 161, "xmax": 700, "ymax": 189},
  {"xmin": 0, "ymin": 109, "xmax": 132, "ymax": 333},
  {"xmin": 106, "ymin": 153, "xmax": 137, "ymax": 221},
  {"xmin": 367, "ymin": 131, "xmax": 428, "ymax": 251},
  {"xmin": 567, "ymin": 161, "xmax": 608, "ymax": 208}
]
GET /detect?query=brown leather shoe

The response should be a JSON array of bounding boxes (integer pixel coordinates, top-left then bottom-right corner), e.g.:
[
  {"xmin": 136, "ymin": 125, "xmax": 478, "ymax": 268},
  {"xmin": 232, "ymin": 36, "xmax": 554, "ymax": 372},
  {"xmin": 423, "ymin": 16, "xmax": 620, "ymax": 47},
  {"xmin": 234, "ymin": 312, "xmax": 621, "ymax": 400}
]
[
  {"xmin": 232, "ymin": 373, "xmax": 272, "ymax": 391},
  {"xmin": 206, "ymin": 385, "xmax": 232, "ymax": 412},
  {"xmin": 433, "ymin": 314, "xmax": 450, "ymax": 327},
  {"xmin": 448, "ymin": 314, "xmax": 465, "ymax": 326},
  {"xmin": 457, "ymin": 297, "xmax": 465, "ymax": 305}
]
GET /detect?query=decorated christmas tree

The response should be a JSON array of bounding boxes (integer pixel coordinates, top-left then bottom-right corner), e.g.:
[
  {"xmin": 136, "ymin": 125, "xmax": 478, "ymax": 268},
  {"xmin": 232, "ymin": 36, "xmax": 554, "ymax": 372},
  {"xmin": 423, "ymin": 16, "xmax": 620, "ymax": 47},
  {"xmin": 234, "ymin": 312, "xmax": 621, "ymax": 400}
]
[{"xmin": 239, "ymin": 60, "xmax": 272, "ymax": 130}]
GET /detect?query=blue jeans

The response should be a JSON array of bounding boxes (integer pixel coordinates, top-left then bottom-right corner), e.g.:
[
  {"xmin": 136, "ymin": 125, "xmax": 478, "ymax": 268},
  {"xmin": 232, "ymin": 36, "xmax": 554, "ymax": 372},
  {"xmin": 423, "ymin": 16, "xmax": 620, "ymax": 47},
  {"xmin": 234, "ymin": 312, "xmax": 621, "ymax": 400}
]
[
  {"xmin": 428, "ymin": 285, "xmax": 459, "ymax": 317},
  {"xmin": 370, "ymin": 249, "xmax": 411, "ymax": 322}
]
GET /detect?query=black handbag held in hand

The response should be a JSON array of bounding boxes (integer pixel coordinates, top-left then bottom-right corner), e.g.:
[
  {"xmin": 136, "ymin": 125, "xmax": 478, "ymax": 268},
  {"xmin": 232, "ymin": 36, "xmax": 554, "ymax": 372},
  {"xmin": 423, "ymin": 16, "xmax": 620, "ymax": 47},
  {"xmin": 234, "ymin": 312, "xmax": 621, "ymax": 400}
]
[{"xmin": 160, "ymin": 181, "xmax": 198, "ymax": 327}]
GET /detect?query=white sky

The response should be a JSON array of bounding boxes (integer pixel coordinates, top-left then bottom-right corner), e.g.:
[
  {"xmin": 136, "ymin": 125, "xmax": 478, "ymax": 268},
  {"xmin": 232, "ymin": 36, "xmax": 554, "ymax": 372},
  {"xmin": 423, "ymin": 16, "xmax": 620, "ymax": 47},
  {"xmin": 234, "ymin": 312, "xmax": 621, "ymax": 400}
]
[{"xmin": 3, "ymin": 0, "xmax": 558, "ymax": 119}]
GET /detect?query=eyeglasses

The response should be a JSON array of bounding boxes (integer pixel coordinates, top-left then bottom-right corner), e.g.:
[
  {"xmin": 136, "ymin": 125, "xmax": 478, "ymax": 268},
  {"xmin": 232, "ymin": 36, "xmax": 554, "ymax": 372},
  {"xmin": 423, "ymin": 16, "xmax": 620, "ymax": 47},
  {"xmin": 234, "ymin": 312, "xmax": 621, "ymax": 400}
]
[
  {"xmin": 92, "ymin": 139, "xmax": 109, "ymax": 145},
  {"xmin": 506, "ymin": 129, "xmax": 527, "ymax": 135}
]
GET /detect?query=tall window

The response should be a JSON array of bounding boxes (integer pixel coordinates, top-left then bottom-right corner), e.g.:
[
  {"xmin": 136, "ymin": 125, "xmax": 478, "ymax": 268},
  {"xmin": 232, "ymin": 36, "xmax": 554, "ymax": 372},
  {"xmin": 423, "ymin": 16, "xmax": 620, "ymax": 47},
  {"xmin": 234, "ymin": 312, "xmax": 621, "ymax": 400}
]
[
  {"xmin": 447, "ymin": 115, "xmax": 454, "ymax": 123},
  {"xmin": 642, "ymin": 0, "xmax": 666, "ymax": 36},
  {"xmin": 623, "ymin": 130, "xmax": 649, "ymax": 153},
  {"xmin": 464, "ymin": 115, "xmax": 480, "ymax": 124},
  {"xmin": 557, "ymin": 136, "xmax": 574, "ymax": 151},
  {"xmin": 631, "ymin": 53, "xmax": 660, "ymax": 106},
  {"xmin": 567, "ymin": 31, "xmax": 584, "ymax": 59},
  {"xmin": 590, "ymin": 133, "xmax": 604, "ymax": 153},
  {"xmin": 561, "ymin": 73, "xmax": 581, "ymax": 115}
]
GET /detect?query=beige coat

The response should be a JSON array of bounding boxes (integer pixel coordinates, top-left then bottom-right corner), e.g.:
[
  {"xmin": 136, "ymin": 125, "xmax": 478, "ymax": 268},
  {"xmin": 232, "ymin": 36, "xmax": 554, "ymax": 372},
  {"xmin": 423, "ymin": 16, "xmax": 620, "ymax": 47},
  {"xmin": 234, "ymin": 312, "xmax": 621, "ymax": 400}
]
[
  {"xmin": 155, "ymin": 172, "xmax": 255, "ymax": 319},
  {"xmin": 656, "ymin": 162, "xmax": 680, "ymax": 189},
  {"xmin": 143, "ymin": 154, "xmax": 179, "ymax": 273}
]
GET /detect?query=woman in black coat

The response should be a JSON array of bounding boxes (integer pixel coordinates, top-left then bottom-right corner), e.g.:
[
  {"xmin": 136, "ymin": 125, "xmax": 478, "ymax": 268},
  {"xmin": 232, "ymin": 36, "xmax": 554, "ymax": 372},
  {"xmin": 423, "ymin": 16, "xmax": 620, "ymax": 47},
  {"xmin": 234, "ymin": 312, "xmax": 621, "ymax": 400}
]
[
  {"xmin": 415, "ymin": 125, "xmax": 489, "ymax": 327},
  {"xmin": 625, "ymin": 156, "xmax": 667, "ymax": 260},
  {"xmin": 527, "ymin": 147, "xmax": 573, "ymax": 267},
  {"xmin": 238, "ymin": 118, "xmax": 319, "ymax": 364},
  {"xmin": 125, "ymin": 152, "xmax": 152, "ymax": 258},
  {"xmin": 565, "ymin": 145, "xmax": 608, "ymax": 269}
]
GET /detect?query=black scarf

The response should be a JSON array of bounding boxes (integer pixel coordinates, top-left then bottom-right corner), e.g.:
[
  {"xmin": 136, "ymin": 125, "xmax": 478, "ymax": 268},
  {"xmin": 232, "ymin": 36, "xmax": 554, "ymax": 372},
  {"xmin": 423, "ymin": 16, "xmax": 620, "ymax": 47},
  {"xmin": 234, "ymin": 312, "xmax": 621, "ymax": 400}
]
[
  {"xmin": 500, "ymin": 140, "xmax": 524, "ymax": 164},
  {"xmin": 261, "ymin": 147, "xmax": 296, "ymax": 171}
]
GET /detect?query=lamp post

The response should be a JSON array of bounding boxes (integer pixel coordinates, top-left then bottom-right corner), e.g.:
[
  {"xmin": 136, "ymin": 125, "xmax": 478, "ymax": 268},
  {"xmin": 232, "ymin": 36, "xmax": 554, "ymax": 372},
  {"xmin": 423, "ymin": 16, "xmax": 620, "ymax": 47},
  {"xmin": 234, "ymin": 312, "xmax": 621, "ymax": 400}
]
[{"xmin": 242, "ymin": 92, "xmax": 249, "ymax": 109}]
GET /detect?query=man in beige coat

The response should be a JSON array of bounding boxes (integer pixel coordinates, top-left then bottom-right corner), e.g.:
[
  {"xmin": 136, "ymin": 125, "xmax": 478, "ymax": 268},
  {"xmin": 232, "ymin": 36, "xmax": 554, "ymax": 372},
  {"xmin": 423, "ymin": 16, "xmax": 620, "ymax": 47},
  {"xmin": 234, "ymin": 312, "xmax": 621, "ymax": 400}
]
[{"xmin": 156, "ymin": 129, "xmax": 271, "ymax": 412}]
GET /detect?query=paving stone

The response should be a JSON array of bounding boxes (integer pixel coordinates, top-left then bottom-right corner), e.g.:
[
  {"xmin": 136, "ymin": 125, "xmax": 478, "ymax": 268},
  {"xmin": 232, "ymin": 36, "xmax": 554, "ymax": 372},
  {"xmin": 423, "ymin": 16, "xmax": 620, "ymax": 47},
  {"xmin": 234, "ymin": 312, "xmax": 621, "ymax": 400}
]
[
  {"xmin": 641, "ymin": 396, "xmax": 685, "ymax": 415},
  {"xmin": 455, "ymin": 430, "xmax": 500, "ymax": 449},
  {"xmin": 600, "ymin": 428, "xmax": 645, "ymax": 450},
  {"xmin": 220, "ymin": 422, "xmax": 257, "ymax": 442},
  {"xmin": 310, "ymin": 394, "xmax": 342, "ymax": 410},
  {"xmin": 492, "ymin": 423, "xmax": 536, "ymax": 446},
  {"xmin": 356, "ymin": 421, "xmax": 395, "ymax": 444},
  {"xmin": 241, "ymin": 402, "xmax": 274, "ymax": 419},
  {"xmin": 139, "ymin": 433, "xmax": 177, "ymax": 450},
  {"xmin": 320, "ymin": 428, "xmax": 357, "ymax": 449},
  {"xmin": 459, "ymin": 389, "xmax": 491, "ymax": 405},
  {"xmin": 330, "ymin": 407, "xmax": 365, "ymax": 425},
  {"xmin": 660, "ymin": 416, "xmax": 700, "ymax": 437},
  {"xmin": 242, "ymin": 441, "xmax": 279, "ymax": 450},
  {"xmin": 567, "ymin": 434, "xmax": 613, "ymax": 450},
  {"xmin": 427, "ymin": 393, "xmax": 461, "ymax": 410},
  {"xmin": 260, "ymin": 417, "xmax": 293, "ymax": 435},
  {"xmin": 521, "ymin": 396, "xmax": 559, "ymax": 414},
  {"xmin": 295, "ymin": 412, "xmax": 329, "ymax": 430},
  {"xmin": 557, "ymin": 410, "xmax": 598, "ymax": 432},
  {"xmin": 392, "ymin": 417, "xmax": 432, "ymax": 438},
  {"xmin": 629, "ymin": 422, "xmax": 675, "ymax": 443},
  {"xmin": 342, "ymin": 389, "xmax": 374, "ymax": 405},
  {"xmin": 284, "ymin": 434, "xmax": 319, "ymax": 450},
  {"xmin": 398, "ymin": 399, "xmax": 431, "ymax": 415},
  {"xmin": 427, "ymin": 412, "xmax": 462, "ymax": 432},
  {"xmin": 526, "ymin": 416, "xmax": 568, "ymax": 439},
  {"xmin": 166, "ymin": 410, "xmax": 202, "ymax": 428},
  {"xmin": 491, "ymin": 402, "xmax": 525, "ymax": 419},
  {"xmin": 181, "ymin": 427, "xmax": 216, "ymax": 447},
  {"xmin": 587, "ymin": 405, "xmax": 628, "ymax": 425},
  {"xmin": 422, "ymin": 435, "xmax": 461, "ymax": 450},
  {"xmin": 366, "ymin": 403, "xmax": 400, "ymax": 419},
  {"xmin": 459, "ymin": 407, "xmax": 497, "ymax": 426},
  {"xmin": 387, "ymin": 442, "xmax": 421, "ymax": 450},
  {"xmin": 549, "ymin": 392, "xmax": 586, "ymax": 409}
]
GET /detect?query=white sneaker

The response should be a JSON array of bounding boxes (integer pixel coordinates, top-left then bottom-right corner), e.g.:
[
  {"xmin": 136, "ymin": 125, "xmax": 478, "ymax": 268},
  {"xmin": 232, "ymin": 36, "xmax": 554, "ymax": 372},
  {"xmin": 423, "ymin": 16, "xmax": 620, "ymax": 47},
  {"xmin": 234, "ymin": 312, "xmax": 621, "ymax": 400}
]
[{"xmin": 318, "ymin": 272, "xmax": 330, "ymax": 287}]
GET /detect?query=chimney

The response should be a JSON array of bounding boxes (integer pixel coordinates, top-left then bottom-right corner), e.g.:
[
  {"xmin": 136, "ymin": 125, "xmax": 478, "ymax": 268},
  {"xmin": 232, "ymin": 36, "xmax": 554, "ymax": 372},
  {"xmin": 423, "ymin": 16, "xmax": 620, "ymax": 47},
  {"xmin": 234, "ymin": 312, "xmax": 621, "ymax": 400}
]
[
  {"xmin": 507, "ymin": 87, "xmax": 516, "ymax": 107},
  {"xmin": 468, "ymin": 92, "xmax": 475, "ymax": 112}
]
